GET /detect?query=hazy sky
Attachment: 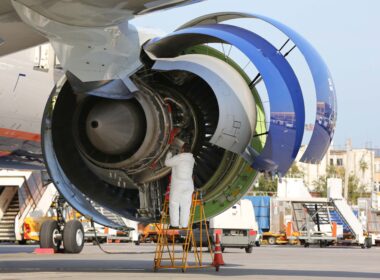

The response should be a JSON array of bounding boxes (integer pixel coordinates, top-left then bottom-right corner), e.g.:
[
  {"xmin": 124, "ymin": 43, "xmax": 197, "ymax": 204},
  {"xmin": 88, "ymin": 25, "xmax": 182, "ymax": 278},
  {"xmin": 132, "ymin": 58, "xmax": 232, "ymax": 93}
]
[{"xmin": 135, "ymin": 0, "xmax": 380, "ymax": 149}]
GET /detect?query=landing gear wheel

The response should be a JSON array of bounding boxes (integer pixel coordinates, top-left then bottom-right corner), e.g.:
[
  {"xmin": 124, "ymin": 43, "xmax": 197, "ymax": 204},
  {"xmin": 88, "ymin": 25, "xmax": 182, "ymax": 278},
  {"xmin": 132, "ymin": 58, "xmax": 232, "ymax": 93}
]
[
  {"xmin": 255, "ymin": 241, "xmax": 261, "ymax": 247},
  {"xmin": 245, "ymin": 246, "xmax": 253, "ymax": 253},
  {"xmin": 267, "ymin": 236, "xmax": 276, "ymax": 245},
  {"xmin": 221, "ymin": 246, "xmax": 225, "ymax": 253},
  {"xmin": 63, "ymin": 220, "xmax": 84, "ymax": 254},
  {"xmin": 304, "ymin": 242, "xmax": 310, "ymax": 248},
  {"xmin": 40, "ymin": 220, "xmax": 61, "ymax": 252}
]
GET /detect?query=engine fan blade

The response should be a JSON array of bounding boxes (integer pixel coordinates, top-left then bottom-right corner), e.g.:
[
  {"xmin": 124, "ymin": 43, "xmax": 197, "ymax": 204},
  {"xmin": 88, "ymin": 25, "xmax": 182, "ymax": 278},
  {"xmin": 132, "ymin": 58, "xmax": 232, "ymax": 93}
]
[{"xmin": 151, "ymin": 54, "xmax": 256, "ymax": 154}]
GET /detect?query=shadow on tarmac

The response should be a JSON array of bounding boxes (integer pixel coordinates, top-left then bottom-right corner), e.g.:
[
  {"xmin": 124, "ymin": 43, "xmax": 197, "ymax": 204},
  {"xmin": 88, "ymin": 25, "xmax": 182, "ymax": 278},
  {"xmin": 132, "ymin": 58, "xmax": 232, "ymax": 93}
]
[
  {"xmin": 0, "ymin": 245, "xmax": 38, "ymax": 254},
  {"xmin": 0, "ymin": 260, "xmax": 379, "ymax": 278}
]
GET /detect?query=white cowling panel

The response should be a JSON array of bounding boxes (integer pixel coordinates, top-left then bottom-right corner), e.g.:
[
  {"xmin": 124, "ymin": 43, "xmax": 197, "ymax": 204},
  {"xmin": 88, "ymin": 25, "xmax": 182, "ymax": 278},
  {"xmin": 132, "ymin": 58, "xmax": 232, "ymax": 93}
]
[{"xmin": 152, "ymin": 54, "xmax": 256, "ymax": 154}]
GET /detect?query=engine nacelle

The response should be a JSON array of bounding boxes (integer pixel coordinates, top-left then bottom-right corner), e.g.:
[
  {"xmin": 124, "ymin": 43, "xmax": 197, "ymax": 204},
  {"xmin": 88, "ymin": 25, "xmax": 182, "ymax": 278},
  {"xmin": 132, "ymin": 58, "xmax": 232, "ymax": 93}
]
[
  {"xmin": 39, "ymin": 13, "xmax": 336, "ymax": 229},
  {"xmin": 42, "ymin": 53, "xmax": 260, "ymax": 227}
]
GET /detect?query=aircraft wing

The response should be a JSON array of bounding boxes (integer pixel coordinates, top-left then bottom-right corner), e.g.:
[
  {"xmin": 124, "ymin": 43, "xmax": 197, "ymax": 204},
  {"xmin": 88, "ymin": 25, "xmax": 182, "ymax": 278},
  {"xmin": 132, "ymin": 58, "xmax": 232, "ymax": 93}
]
[
  {"xmin": 0, "ymin": 0, "xmax": 204, "ymax": 57},
  {"xmin": 0, "ymin": 0, "xmax": 47, "ymax": 56}
]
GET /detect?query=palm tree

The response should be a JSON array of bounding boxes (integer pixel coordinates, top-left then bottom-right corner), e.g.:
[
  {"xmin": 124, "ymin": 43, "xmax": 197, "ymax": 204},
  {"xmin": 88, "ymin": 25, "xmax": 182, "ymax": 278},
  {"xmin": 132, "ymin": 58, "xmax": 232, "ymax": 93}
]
[{"xmin": 359, "ymin": 158, "xmax": 368, "ymax": 178}]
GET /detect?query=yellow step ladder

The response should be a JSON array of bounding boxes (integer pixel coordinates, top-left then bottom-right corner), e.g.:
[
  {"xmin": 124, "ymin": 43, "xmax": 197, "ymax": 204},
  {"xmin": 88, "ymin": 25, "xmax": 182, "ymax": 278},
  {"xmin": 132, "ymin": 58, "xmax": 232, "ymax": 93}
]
[{"xmin": 153, "ymin": 190, "xmax": 214, "ymax": 272}]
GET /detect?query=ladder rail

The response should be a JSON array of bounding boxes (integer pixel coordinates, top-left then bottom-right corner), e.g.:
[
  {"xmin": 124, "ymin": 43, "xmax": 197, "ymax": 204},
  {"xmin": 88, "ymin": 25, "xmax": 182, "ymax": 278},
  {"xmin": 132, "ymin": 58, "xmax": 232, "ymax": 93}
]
[{"xmin": 153, "ymin": 190, "xmax": 213, "ymax": 272}]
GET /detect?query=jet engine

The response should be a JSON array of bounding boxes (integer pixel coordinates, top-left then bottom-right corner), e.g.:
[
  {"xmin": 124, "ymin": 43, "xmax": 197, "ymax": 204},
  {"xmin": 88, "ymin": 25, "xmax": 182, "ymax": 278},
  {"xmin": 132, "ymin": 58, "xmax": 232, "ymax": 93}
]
[{"xmin": 14, "ymin": 7, "xmax": 337, "ymax": 228}]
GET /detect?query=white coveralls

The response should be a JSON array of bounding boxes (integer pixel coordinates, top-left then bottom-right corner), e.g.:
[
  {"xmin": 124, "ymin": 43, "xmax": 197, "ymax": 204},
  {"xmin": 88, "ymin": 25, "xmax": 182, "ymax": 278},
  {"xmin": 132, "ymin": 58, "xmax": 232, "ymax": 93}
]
[{"xmin": 165, "ymin": 152, "xmax": 195, "ymax": 228}]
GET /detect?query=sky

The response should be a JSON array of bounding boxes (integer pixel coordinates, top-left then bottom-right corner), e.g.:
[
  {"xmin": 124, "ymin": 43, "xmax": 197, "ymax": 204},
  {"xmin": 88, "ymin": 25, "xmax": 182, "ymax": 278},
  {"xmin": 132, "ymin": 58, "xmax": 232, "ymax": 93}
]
[{"xmin": 134, "ymin": 0, "xmax": 380, "ymax": 149}]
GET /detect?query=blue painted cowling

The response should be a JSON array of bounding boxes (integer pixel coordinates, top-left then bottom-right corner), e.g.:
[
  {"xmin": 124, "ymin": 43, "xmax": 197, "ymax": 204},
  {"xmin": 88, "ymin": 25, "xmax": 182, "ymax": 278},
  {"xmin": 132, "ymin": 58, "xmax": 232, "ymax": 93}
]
[{"xmin": 144, "ymin": 14, "xmax": 336, "ymax": 175}]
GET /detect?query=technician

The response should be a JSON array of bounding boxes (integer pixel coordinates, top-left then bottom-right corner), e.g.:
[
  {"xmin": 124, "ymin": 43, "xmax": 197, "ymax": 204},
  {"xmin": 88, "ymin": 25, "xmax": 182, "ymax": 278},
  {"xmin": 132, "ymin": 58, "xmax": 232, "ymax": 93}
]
[{"xmin": 165, "ymin": 143, "xmax": 195, "ymax": 228}]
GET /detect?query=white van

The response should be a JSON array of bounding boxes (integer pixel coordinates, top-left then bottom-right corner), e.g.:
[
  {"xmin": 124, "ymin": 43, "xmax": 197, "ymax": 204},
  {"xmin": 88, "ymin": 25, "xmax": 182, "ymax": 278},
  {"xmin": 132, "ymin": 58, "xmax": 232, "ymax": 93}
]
[{"xmin": 210, "ymin": 199, "xmax": 259, "ymax": 253}]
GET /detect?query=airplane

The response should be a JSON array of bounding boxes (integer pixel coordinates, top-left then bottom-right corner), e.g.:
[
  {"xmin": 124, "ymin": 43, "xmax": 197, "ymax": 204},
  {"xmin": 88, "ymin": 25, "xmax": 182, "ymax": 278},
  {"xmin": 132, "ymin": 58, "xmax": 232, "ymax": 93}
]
[{"xmin": 0, "ymin": 0, "xmax": 337, "ymax": 253}]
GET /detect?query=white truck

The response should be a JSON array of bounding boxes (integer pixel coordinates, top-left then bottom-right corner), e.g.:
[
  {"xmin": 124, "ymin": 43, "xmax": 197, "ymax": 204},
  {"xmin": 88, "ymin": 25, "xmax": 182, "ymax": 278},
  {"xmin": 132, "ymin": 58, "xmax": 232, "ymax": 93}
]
[{"xmin": 210, "ymin": 199, "xmax": 259, "ymax": 253}]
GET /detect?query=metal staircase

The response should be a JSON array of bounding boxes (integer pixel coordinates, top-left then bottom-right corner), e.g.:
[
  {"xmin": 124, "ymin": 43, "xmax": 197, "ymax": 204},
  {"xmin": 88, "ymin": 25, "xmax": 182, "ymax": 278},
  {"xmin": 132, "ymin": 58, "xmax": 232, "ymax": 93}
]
[
  {"xmin": 0, "ymin": 192, "xmax": 19, "ymax": 241},
  {"xmin": 280, "ymin": 178, "xmax": 367, "ymax": 246},
  {"xmin": 289, "ymin": 198, "xmax": 366, "ymax": 245},
  {"xmin": 292, "ymin": 202, "xmax": 332, "ymax": 231},
  {"xmin": 292, "ymin": 202, "xmax": 308, "ymax": 231},
  {"xmin": 333, "ymin": 199, "xmax": 365, "ymax": 244},
  {"xmin": 0, "ymin": 171, "xmax": 56, "ymax": 242},
  {"xmin": 303, "ymin": 203, "xmax": 331, "ymax": 227}
]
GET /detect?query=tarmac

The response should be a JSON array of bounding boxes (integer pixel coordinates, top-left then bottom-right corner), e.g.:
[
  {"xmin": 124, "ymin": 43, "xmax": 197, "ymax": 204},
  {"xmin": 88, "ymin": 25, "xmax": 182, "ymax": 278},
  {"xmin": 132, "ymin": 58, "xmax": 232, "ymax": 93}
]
[{"xmin": 0, "ymin": 243, "xmax": 379, "ymax": 280}]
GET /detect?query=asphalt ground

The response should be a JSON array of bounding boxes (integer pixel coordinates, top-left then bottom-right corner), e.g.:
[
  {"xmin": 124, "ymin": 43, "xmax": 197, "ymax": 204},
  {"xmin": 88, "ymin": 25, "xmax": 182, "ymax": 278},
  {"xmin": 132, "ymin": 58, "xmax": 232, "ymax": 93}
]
[{"xmin": 0, "ymin": 243, "xmax": 379, "ymax": 280}]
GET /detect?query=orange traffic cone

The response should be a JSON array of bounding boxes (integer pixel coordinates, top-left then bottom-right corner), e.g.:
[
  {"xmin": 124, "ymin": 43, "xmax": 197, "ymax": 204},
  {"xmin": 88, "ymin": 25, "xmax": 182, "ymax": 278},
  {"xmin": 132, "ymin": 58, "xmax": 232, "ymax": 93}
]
[{"xmin": 212, "ymin": 233, "xmax": 225, "ymax": 271}]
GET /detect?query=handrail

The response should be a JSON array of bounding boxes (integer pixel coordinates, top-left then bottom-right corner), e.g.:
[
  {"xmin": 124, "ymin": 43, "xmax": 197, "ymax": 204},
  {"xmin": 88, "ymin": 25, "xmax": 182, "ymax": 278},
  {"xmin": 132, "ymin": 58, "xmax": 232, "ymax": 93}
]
[{"xmin": 16, "ymin": 174, "xmax": 45, "ymax": 219}]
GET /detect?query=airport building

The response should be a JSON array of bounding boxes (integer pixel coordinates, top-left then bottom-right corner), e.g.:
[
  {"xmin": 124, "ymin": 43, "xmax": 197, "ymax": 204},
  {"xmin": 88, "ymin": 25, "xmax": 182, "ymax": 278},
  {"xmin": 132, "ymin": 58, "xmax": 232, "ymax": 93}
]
[
  {"xmin": 296, "ymin": 141, "xmax": 376, "ymax": 193},
  {"xmin": 374, "ymin": 151, "xmax": 380, "ymax": 192}
]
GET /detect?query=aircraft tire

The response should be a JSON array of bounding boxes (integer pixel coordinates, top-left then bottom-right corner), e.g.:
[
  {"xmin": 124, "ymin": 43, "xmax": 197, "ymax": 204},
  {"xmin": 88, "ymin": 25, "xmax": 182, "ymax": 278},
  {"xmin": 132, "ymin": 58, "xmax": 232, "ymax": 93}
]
[
  {"xmin": 63, "ymin": 220, "xmax": 84, "ymax": 253},
  {"xmin": 40, "ymin": 220, "xmax": 60, "ymax": 252}
]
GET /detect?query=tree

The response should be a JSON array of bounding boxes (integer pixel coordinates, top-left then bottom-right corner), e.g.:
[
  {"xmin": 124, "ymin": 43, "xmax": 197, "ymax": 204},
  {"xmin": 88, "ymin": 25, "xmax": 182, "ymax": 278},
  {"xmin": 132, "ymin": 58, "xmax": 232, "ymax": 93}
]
[
  {"xmin": 326, "ymin": 165, "xmax": 345, "ymax": 179},
  {"xmin": 347, "ymin": 174, "xmax": 369, "ymax": 204},
  {"xmin": 286, "ymin": 163, "xmax": 305, "ymax": 178},
  {"xmin": 313, "ymin": 166, "xmax": 345, "ymax": 197},
  {"xmin": 312, "ymin": 176, "xmax": 327, "ymax": 197},
  {"xmin": 347, "ymin": 174, "xmax": 359, "ymax": 204},
  {"xmin": 359, "ymin": 158, "xmax": 368, "ymax": 178},
  {"xmin": 255, "ymin": 174, "xmax": 278, "ymax": 193}
]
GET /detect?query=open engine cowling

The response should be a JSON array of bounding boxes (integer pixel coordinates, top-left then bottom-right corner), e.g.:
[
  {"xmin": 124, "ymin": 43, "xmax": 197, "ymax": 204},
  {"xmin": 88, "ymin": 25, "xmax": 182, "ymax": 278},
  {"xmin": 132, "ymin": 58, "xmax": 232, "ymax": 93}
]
[{"xmin": 41, "ymin": 14, "xmax": 337, "ymax": 228}]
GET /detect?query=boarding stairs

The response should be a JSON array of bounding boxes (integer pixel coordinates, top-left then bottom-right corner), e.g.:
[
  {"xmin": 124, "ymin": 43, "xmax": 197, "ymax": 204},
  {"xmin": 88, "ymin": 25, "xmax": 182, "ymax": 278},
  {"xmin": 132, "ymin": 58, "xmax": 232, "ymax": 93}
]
[
  {"xmin": 333, "ymin": 199, "xmax": 365, "ymax": 244},
  {"xmin": 289, "ymin": 198, "xmax": 365, "ymax": 245},
  {"xmin": 279, "ymin": 178, "xmax": 367, "ymax": 245},
  {"xmin": 0, "ymin": 171, "xmax": 57, "ymax": 242},
  {"xmin": 303, "ymin": 202, "xmax": 331, "ymax": 228},
  {"xmin": 0, "ymin": 192, "xmax": 19, "ymax": 241},
  {"xmin": 292, "ymin": 201, "xmax": 333, "ymax": 231}
]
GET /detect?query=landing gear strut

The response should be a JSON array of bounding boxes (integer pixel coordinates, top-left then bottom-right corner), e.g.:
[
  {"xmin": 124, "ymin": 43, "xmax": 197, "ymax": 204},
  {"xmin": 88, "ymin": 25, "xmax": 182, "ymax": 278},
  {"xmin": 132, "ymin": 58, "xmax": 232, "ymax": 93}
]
[{"xmin": 39, "ymin": 196, "xmax": 84, "ymax": 253}]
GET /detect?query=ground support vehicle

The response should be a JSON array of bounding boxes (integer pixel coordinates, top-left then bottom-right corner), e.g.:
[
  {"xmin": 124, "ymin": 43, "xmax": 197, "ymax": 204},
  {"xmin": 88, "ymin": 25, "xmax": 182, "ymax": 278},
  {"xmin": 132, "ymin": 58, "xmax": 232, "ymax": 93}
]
[{"xmin": 210, "ymin": 199, "xmax": 258, "ymax": 253}]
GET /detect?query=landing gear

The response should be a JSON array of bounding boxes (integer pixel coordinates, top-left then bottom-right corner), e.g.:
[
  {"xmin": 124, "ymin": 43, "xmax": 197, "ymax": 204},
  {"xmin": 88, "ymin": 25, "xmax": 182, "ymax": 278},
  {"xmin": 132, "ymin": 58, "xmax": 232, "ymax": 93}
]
[
  {"xmin": 39, "ymin": 196, "xmax": 84, "ymax": 254},
  {"xmin": 63, "ymin": 220, "xmax": 85, "ymax": 253},
  {"xmin": 40, "ymin": 220, "xmax": 61, "ymax": 252}
]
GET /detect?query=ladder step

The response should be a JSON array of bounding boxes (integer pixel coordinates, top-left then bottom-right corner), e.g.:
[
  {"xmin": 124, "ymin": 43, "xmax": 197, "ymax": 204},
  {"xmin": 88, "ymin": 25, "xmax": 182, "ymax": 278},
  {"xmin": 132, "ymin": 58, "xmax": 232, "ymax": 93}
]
[{"xmin": 154, "ymin": 191, "xmax": 213, "ymax": 271}]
